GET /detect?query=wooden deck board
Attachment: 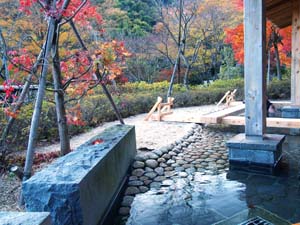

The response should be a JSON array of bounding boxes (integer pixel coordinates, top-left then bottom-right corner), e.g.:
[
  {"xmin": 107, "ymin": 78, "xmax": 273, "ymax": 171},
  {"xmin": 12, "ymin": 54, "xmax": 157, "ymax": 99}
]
[
  {"xmin": 223, "ymin": 116, "xmax": 300, "ymax": 128},
  {"xmin": 201, "ymin": 103, "xmax": 245, "ymax": 123},
  {"xmin": 157, "ymin": 102, "xmax": 300, "ymax": 129}
]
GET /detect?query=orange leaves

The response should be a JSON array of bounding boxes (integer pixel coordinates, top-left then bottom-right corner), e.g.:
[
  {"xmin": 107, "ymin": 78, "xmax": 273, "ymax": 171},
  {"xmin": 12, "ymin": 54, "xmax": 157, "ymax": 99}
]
[
  {"xmin": 93, "ymin": 40, "xmax": 131, "ymax": 81},
  {"xmin": 225, "ymin": 21, "xmax": 291, "ymax": 66},
  {"xmin": 224, "ymin": 23, "xmax": 244, "ymax": 64},
  {"xmin": 154, "ymin": 22, "xmax": 164, "ymax": 33},
  {"xmin": 3, "ymin": 108, "xmax": 20, "ymax": 119},
  {"xmin": 66, "ymin": 104, "xmax": 85, "ymax": 126}
]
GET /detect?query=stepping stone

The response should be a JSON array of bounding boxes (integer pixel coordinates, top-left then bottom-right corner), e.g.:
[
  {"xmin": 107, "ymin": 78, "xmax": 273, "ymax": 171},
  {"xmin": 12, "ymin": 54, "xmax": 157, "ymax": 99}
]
[
  {"xmin": 154, "ymin": 167, "xmax": 164, "ymax": 176},
  {"xmin": 131, "ymin": 169, "xmax": 145, "ymax": 177},
  {"xmin": 164, "ymin": 171, "xmax": 176, "ymax": 177},
  {"xmin": 185, "ymin": 167, "xmax": 196, "ymax": 174},
  {"xmin": 145, "ymin": 167, "xmax": 154, "ymax": 172},
  {"xmin": 144, "ymin": 172, "xmax": 157, "ymax": 179},
  {"xmin": 165, "ymin": 167, "xmax": 174, "ymax": 171},
  {"xmin": 144, "ymin": 180, "xmax": 152, "ymax": 186},
  {"xmin": 146, "ymin": 152, "xmax": 159, "ymax": 159},
  {"xmin": 139, "ymin": 186, "xmax": 149, "ymax": 193},
  {"xmin": 125, "ymin": 187, "xmax": 140, "ymax": 195},
  {"xmin": 128, "ymin": 180, "xmax": 144, "ymax": 186},
  {"xmin": 175, "ymin": 167, "xmax": 185, "ymax": 172},
  {"xmin": 119, "ymin": 207, "xmax": 130, "ymax": 216},
  {"xmin": 150, "ymin": 182, "xmax": 161, "ymax": 189},
  {"xmin": 157, "ymin": 158, "xmax": 166, "ymax": 163},
  {"xmin": 129, "ymin": 176, "xmax": 138, "ymax": 181},
  {"xmin": 160, "ymin": 147, "xmax": 169, "ymax": 154},
  {"xmin": 178, "ymin": 172, "xmax": 188, "ymax": 178},
  {"xmin": 135, "ymin": 154, "xmax": 148, "ymax": 161},
  {"xmin": 162, "ymin": 179, "xmax": 174, "ymax": 186},
  {"xmin": 121, "ymin": 196, "xmax": 134, "ymax": 207},
  {"xmin": 166, "ymin": 159, "xmax": 175, "ymax": 165},
  {"xmin": 154, "ymin": 176, "xmax": 165, "ymax": 182},
  {"xmin": 162, "ymin": 154, "xmax": 171, "ymax": 160},
  {"xmin": 159, "ymin": 162, "xmax": 167, "ymax": 168},
  {"xmin": 132, "ymin": 161, "xmax": 145, "ymax": 169},
  {"xmin": 139, "ymin": 176, "xmax": 148, "ymax": 181},
  {"xmin": 145, "ymin": 159, "xmax": 158, "ymax": 168}
]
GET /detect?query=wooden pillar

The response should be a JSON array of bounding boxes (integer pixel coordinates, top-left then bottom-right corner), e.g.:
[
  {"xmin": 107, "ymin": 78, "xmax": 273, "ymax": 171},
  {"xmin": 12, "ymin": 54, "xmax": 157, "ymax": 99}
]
[
  {"xmin": 244, "ymin": 0, "xmax": 266, "ymax": 138},
  {"xmin": 291, "ymin": 0, "xmax": 300, "ymax": 106}
]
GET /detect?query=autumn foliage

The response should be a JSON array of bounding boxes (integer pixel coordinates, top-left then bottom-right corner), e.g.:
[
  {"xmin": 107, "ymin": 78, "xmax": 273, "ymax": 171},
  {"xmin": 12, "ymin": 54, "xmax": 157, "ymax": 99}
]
[
  {"xmin": 1, "ymin": 0, "xmax": 130, "ymax": 126},
  {"xmin": 225, "ymin": 21, "xmax": 291, "ymax": 66}
]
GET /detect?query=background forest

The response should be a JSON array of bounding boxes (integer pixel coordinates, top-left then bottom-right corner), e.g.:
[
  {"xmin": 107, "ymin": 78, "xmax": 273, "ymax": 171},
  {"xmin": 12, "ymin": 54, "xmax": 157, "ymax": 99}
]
[{"xmin": 0, "ymin": 0, "xmax": 292, "ymax": 168}]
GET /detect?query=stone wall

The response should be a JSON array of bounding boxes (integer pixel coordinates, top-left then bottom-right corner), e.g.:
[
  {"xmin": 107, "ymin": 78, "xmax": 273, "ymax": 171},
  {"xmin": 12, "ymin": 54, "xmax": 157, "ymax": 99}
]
[{"xmin": 22, "ymin": 125, "xmax": 136, "ymax": 225}]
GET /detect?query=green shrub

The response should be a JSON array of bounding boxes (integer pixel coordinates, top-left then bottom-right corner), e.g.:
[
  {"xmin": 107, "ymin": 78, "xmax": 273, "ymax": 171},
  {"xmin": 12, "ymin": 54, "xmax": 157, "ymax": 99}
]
[
  {"xmin": 267, "ymin": 79, "xmax": 290, "ymax": 99},
  {"xmin": 0, "ymin": 78, "xmax": 290, "ymax": 157}
]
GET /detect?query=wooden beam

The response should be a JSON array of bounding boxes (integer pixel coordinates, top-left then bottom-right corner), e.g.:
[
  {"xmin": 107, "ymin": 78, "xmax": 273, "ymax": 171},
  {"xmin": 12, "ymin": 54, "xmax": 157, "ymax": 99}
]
[
  {"xmin": 266, "ymin": 0, "xmax": 292, "ymax": 28},
  {"xmin": 216, "ymin": 91, "xmax": 230, "ymax": 107},
  {"xmin": 201, "ymin": 104, "xmax": 245, "ymax": 123},
  {"xmin": 222, "ymin": 116, "xmax": 300, "ymax": 128},
  {"xmin": 291, "ymin": 0, "xmax": 300, "ymax": 106},
  {"xmin": 144, "ymin": 97, "xmax": 163, "ymax": 121},
  {"xmin": 155, "ymin": 103, "xmax": 245, "ymax": 123},
  {"xmin": 244, "ymin": 0, "xmax": 266, "ymax": 137}
]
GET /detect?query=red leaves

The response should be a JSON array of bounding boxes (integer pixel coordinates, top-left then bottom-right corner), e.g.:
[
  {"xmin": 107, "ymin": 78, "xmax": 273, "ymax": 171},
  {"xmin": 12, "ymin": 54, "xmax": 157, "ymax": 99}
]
[
  {"xmin": 6, "ymin": 151, "xmax": 60, "ymax": 168},
  {"xmin": 1, "ymin": 81, "xmax": 20, "ymax": 118},
  {"xmin": 60, "ymin": 0, "xmax": 103, "ymax": 28},
  {"xmin": 7, "ymin": 49, "xmax": 34, "ymax": 73},
  {"xmin": 19, "ymin": 0, "xmax": 37, "ymax": 14},
  {"xmin": 225, "ymin": 21, "xmax": 291, "ymax": 66},
  {"xmin": 33, "ymin": 151, "xmax": 60, "ymax": 165},
  {"xmin": 233, "ymin": 0, "xmax": 243, "ymax": 11},
  {"xmin": 2, "ymin": 81, "xmax": 15, "ymax": 100},
  {"xmin": 19, "ymin": 0, "xmax": 103, "ymax": 29},
  {"xmin": 91, "ymin": 139, "xmax": 104, "ymax": 145}
]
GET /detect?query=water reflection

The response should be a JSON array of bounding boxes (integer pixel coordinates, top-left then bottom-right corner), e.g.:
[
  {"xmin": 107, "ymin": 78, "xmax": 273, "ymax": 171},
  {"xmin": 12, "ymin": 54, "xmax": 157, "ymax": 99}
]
[
  {"xmin": 125, "ymin": 134, "xmax": 300, "ymax": 225},
  {"xmin": 126, "ymin": 173, "xmax": 248, "ymax": 225},
  {"xmin": 127, "ymin": 169, "xmax": 300, "ymax": 225}
]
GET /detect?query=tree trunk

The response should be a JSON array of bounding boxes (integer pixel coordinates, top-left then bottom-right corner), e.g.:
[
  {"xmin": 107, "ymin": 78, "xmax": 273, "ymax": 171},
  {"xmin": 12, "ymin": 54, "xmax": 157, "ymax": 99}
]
[
  {"xmin": 167, "ymin": 47, "xmax": 181, "ymax": 99},
  {"xmin": 70, "ymin": 20, "xmax": 125, "ymax": 125},
  {"xmin": 100, "ymin": 80, "xmax": 124, "ymax": 124},
  {"xmin": 1, "ymin": 47, "xmax": 44, "ymax": 150},
  {"xmin": 267, "ymin": 49, "xmax": 271, "ymax": 86},
  {"xmin": 183, "ymin": 66, "xmax": 191, "ymax": 90},
  {"xmin": 0, "ymin": 27, "xmax": 9, "ymax": 81},
  {"xmin": 274, "ymin": 43, "xmax": 281, "ymax": 80},
  {"xmin": 177, "ymin": 0, "xmax": 183, "ymax": 84},
  {"xmin": 51, "ymin": 24, "xmax": 71, "ymax": 155},
  {"xmin": 0, "ymin": 75, "xmax": 33, "ymax": 160},
  {"xmin": 20, "ymin": 19, "xmax": 56, "ymax": 206}
]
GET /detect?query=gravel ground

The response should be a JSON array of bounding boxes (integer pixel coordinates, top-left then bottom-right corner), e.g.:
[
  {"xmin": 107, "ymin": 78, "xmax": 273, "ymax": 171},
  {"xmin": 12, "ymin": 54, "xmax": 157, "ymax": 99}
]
[{"xmin": 0, "ymin": 104, "xmax": 219, "ymax": 212}]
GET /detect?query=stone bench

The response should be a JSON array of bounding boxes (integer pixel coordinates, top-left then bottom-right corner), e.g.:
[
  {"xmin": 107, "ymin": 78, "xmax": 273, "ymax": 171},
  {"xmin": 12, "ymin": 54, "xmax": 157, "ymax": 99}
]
[{"xmin": 22, "ymin": 125, "xmax": 136, "ymax": 225}]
